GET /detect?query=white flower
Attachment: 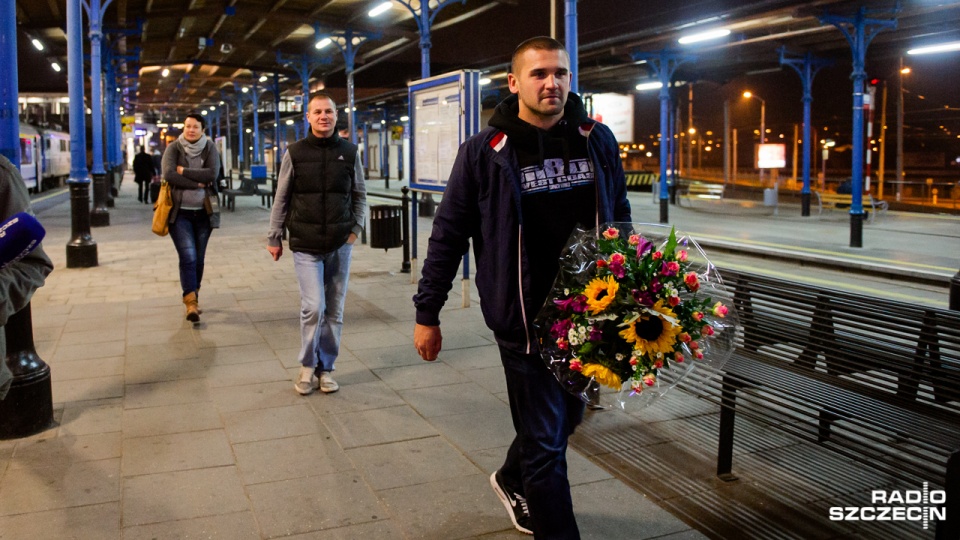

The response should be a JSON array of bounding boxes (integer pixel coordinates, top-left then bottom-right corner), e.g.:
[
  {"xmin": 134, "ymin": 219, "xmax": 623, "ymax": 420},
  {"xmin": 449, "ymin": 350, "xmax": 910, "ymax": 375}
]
[{"xmin": 615, "ymin": 353, "xmax": 624, "ymax": 361}]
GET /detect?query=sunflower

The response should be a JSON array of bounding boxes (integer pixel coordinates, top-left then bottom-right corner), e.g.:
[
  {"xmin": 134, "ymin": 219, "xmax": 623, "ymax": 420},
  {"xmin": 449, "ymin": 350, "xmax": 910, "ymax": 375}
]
[
  {"xmin": 581, "ymin": 363, "xmax": 622, "ymax": 389},
  {"xmin": 617, "ymin": 300, "xmax": 682, "ymax": 356},
  {"xmin": 584, "ymin": 276, "xmax": 619, "ymax": 314}
]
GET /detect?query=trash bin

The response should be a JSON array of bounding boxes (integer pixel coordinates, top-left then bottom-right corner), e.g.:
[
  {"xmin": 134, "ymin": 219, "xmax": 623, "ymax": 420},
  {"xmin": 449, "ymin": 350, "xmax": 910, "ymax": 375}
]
[
  {"xmin": 369, "ymin": 205, "xmax": 402, "ymax": 250},
  {"xmin": 763, "ymin": 188, "xmax": 778, "ymax": 207}
]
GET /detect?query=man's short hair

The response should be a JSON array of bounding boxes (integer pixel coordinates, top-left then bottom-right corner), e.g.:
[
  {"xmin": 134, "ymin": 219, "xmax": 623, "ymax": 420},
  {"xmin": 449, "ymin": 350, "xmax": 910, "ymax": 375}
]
[
  {"xmin": 308, "ymin": 92, "xmax": 337, "ymax": 109},
  {"xmin": 511, "ymin": 36, "xmax": 567, "ymax": 74},
  {"xmin": 184, "ymin": 112, "xmax": 206, "ymax": 129}
]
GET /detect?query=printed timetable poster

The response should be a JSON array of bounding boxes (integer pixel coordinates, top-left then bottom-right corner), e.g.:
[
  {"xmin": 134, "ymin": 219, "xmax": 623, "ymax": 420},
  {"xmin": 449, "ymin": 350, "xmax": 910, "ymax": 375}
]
[{"xmin": 408, "ymin": 71, "xmax": 481, "ymax": 192}]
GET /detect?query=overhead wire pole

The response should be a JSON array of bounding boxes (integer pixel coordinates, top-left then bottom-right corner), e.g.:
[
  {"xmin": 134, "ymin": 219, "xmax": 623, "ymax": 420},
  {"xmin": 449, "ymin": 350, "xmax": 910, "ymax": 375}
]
[
  {"xmin": 631, "ymin": 50, "xmax": 695, "ymax": 224},
  {"xmin": 819, "ymin": 5, "xmax": 898, "ymax": 249},
  {"xmin": 313, "ymin": 26, "xmax": 379, "ymax": 145},
  {"xmin": 83, "ymin": 0, "xmax": 115, "ymax": 226},
  {"xmin": 66, "ymin": 0, "xmax": 97, "ymax": 267},
  {"xmin": 780, "ymin": 48, "xmax": 831, "ymax": 217}
]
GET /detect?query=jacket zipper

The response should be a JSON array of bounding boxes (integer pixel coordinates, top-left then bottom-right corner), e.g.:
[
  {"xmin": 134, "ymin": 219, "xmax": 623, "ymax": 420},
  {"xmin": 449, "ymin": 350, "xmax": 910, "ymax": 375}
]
[{"xmin": 517, "ymin": 225, "xmax": 531, "ymax": 354}]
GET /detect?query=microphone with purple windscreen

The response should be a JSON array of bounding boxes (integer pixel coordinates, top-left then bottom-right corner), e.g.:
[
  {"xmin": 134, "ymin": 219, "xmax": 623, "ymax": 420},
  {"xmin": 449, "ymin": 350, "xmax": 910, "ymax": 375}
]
[{"xmin": 0, "ymin": 212, "xmax": 46, "ymax": 270}]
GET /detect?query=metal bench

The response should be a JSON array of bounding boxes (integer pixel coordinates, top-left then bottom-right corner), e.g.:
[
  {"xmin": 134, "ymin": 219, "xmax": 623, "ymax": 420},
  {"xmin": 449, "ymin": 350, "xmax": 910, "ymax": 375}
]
[
  {"xmin": 624, "ymin": 170, "xmax": 657, "ymax": 192},
  {"xmin": 678, "ymin": 182, "xmax": 724, "ymax": 206},
  {"xmin": 689, "ymin": 269, "xmax": 960, "ymax": 538},
  {"xmin": 221, "ymin": 177, "xmax": 261, "ymax": 211},
  {"xmin": 815, "ymin": 191, "xmax": 889, "ymax": 222}
]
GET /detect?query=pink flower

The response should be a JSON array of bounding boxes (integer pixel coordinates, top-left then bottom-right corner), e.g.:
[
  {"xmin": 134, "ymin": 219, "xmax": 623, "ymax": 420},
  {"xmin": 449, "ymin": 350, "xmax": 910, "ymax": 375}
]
[
  {"xmin": 679, "ymin": 333, "xmax": 691, "ymax": 343},
  {"xmin": 557, "ymin": 339, "xmax": 569, "ymax": 350},
  {"xmin": 596, "ymin": 259, "xmax": 607, "ymax": 268},
  {"xmin": 569, "ymin": 359, "xmax": 582, "ymax": 371},
  {"xmin": 702, "ymin": 325, "xmax": 714, "ymax": 336},
  {"xmin": 668, "ymin": 296, "xmax": 680, "ymax": 307},
  {"xmin": 674, "ymin": 352, "xmax": 684, "ymax": 362},
  {"xmin": 692, "ymin": 311, "xmax": 704, "ymax": 322},
  {"xmin": 602, "ymin": 227, "xmax": 619, "ymax": 240},
  {"xmin": 636, "ymin": 238, "xmax": 654, "ymax": 258},
  {"xmin": 684, "ymin": 272, "xmax": 700, "ymax": 291},
  {"xmin": 695, "ymin": 351, "xmax": 704, "ymax": 360},
  {"xmin": 677, "ymin": 250, "xmax": 688, "ymax": 262},
  {"xmin": 610, "ymin": 253, "xmax": 625, "ymax": 265},
  {"xmin": 608, "ymin": 252, "xmax": 626, "ymax": 278},
  {"xmin": 652, "ymin": 251, "xmax": 663, "ymax": 261},
  {"xmin": 661, "ymin": 261, "xmax": 680, "ymax": 276},
  {"xmin": 653, "ymin": 360, "xmax": 663, "ymax": 369},
  {"xmin": 643, "ymin": 374, "xmax": 656, "ymax": 386},
  {"xmin": 628, "ymin": 234, "xmax": 641, "ymax": 246},
  {"xmin": 550, "ymin": 318, "xmax": 573, "ymax": 338},
  {"xmin": 712, "ymin": 302, "xmax": 729, "ymax": 318},
  {"xmin": 689, "ymin": 341, "xmax": 699, "ymax": 350},
  {"xmin": 629, "ymin": 357, "xmax": 638, "ymax": 366}
]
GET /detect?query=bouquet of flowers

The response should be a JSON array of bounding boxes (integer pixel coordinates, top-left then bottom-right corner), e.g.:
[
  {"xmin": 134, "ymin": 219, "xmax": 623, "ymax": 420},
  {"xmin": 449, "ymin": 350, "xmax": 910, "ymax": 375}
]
[{"xmin": 534, "ymin": 223, "xmax": 739, "ymax": 410}]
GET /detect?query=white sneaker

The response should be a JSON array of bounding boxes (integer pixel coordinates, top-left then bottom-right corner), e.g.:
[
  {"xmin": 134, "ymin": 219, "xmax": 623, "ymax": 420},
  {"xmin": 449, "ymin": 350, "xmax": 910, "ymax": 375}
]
[
  {"xmin": 294, "ymin": 367, "xmax": 319, "ymax": 395},
  {"xmin": 319, "ymin": 371, "xmax": 339, "ymax": 393}
]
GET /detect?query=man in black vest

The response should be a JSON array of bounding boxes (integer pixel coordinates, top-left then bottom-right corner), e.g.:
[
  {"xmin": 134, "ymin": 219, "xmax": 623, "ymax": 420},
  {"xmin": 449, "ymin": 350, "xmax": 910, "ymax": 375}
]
[{"xmin": 266, "ymin": 93, "xmax": 367, "ymax": 396}]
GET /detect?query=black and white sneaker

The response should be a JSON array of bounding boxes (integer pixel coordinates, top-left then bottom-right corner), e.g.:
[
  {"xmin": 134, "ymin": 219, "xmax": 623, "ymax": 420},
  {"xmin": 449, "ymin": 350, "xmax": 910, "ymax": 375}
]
[{"xmin": 490, "ymin": 470, "xmax": 533, "ymax": 535}]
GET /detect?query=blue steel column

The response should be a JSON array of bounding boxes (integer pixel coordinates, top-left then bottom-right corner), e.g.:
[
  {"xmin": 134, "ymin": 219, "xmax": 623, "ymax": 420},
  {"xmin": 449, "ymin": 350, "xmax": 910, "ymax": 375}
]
[
  {"xmin": 820, "ymin": 7, "xmax": 897, "ymax": 248},
  {"xmin": 103, "ymin": 48, "xmax": 116, "ymax": 175},
  {"xmin": 251, "ymin": 75, "xmax": 261, "ymax": 164},
  {"xmin": 0, "ymin": 0, "xmax": 20, "ymax": 166},
  {"xmin": 632, "ymin": 50, "xmax": 694, "ymax": 223},
  {"xmin": 565, "ymin": 0, "xmax": 578, "ymax": 94},
  {"xmin": 66, "ymin": 0, "xmax": 97, "ymax": 267},
  {"xmin": 273, "ymin": 73, "xmax": 281, "ymax": 175},
  {"xmin": 85, "ymin": 0, "xmax": 113, "ymax": 225},
  {"xmin": 315, "ymin": 28, "xmax": 378, "ymax": 145},
  {"xmin": 233, "ymin": 85, "xmax": 246, "ymax": 171},
  {"xmin": 780, "ymin": 48, "xmax": 831, "ymax": 217},
  {"xmin": 277, "ymin": 53, "xmax": 326, "ymax": 135}
]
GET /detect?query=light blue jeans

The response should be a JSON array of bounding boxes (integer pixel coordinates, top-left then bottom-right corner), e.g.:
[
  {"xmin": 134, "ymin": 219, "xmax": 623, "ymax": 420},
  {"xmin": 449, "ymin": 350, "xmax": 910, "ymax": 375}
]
[{"xmin": 292, "ymin": 243, "xmax": 353, "ymax": 372}]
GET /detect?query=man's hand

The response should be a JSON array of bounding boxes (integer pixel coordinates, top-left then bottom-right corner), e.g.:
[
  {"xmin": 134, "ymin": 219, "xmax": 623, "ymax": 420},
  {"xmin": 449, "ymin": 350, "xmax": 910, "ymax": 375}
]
[
  {"xmin": 346, "ymin": 232, "xmax": 357, "ymax": 245},
  {"xmin": 414, "ymin": 324, "xmax": 442, "ymax": 361},
  {"xmin": 266, "ymin": 245, "xmax": 282, "ymax": 261}
]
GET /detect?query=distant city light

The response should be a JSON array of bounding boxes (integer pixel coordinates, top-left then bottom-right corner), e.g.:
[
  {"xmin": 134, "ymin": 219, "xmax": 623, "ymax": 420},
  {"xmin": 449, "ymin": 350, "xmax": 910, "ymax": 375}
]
[
  {"xmin": 161, "ymin": 68, "xmax": 170, "ymax": 77},
  {"xmin": 316, "ymin": 38, "xmax": 332, "ymax": 50},
  {"xmin": 32, "ymin": 39, "xmax": 44, "ymax": 51},
  {"xmin": 678, "ymin": 28, "xmax": 730, "ymax": 45},
  {"xmin": 368, "ymin": 2, "xmax": 392, "ymax": 17},
  {"xmin": 907, "ymin": 41, "xmax": 960, "ymax": 55}
]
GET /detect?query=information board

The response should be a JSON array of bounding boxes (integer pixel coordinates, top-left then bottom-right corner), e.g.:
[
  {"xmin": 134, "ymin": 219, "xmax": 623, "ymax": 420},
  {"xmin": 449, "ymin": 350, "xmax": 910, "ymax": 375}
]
[{"xmin": 407, "ymin": 70, "xmax": 481, "ymax": 192}]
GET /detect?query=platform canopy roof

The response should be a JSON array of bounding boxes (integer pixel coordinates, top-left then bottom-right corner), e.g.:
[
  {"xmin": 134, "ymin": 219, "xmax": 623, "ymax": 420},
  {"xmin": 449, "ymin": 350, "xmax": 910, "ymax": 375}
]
[{"xmin": 14, "ymin": 0, "xmax": 960, "ymax": 116}]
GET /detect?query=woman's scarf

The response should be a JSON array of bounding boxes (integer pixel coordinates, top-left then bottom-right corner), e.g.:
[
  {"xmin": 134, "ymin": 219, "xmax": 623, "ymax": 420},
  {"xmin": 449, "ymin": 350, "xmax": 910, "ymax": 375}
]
[{"xmin": 178, "ymin": 133, "xmax": 208, "ymax": 159}]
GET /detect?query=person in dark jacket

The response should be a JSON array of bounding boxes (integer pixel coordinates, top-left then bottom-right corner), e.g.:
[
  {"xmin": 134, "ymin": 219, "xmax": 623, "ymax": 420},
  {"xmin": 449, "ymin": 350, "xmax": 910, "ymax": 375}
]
[
  {"xmin": 162, "ymin": 112, "xmax": 221, "ymax": 322},
  {"xmin": 132, "ymin": 146, "xmax": 155, "ymax": 204},
  {"xmin": 413, "ymin": 37, "xmax": 631, "ymax": 538},
  {"xmin": 266, "ymin": 93, "xmax": 367, "ymax": 396}
]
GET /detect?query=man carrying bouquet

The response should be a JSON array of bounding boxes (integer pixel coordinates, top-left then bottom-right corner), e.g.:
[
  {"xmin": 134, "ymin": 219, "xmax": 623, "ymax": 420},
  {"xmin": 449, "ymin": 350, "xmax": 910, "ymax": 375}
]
[{"xmin": 413, "ymin": 36, "xmax": 631, "ymax": 538}]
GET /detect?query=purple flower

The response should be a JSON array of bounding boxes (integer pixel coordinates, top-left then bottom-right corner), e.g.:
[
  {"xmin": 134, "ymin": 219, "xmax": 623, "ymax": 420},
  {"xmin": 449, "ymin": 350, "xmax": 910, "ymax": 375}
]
[
  {"xmin": 550, "ymin": 319, "xmax": 573, "ymax": 339},
  {"xmin": 588, "ymin": 327, "xmax": 603, "ymax": 341},
  {"xmin": 632, "ymin": 289, "xmax": 655, "ymax": 307},
  {"xmin": 636, "ymin": 237, "xmax": 653, "ymax": 259},
  {"xmin": 554, "ymin": 295, "xmax": 588, "ymax": 314}
]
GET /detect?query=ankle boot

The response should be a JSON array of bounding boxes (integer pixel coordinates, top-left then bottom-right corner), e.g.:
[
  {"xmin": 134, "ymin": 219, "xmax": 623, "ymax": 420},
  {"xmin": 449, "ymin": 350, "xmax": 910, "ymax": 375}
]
[{"xmin": 183, "ymin": 292, "xmax": 200, "ymax": 322}]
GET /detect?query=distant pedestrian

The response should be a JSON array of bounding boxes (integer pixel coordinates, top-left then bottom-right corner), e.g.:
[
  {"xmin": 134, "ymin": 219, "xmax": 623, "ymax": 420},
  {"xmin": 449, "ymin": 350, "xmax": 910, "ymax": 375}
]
[
  {"xmin": 162, "ymin": 112, "xmax": 221, "ymax": 322},
  {"xmin": 132, "ymin": 146, "xmax": 155, "ymax": 204},
  {"xmin": 266, "ymin": 93, "xmax": 367, "ymax": 396}
]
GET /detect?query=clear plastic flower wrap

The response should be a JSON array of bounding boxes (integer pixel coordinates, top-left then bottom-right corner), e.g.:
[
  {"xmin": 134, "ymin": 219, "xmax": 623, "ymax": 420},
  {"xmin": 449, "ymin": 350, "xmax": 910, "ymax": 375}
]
[{"xmin": 533, "ymin": 223, "xmax": 740, "ymax": 411}]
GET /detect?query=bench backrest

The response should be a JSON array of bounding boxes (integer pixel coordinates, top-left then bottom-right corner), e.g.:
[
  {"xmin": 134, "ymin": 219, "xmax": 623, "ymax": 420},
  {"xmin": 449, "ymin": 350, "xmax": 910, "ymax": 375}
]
[{"xmin": 718, "ymin": 268, "xmax": 960, "ymax": 416}]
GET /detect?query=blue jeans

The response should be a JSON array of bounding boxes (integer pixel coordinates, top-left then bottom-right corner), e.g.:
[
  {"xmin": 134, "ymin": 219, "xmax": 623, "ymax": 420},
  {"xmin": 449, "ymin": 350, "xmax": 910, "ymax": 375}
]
[
  {"xmin": 499, "ymin": 345, "xmax": 585, "ymax": 539},
  {"xmin": 169, "ymin": 209, "xmax": 212, "ymax": 297},
  {"xmin": 292, "ymin": 243, "xmax": 353, "ymax": 372}
]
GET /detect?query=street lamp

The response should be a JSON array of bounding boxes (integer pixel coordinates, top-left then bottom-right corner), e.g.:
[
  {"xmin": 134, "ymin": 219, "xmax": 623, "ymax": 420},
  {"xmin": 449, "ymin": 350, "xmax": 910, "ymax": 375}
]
[
  {"xmin": 743, "ymin": 91, "xmax": 766, "ymax": 185},
  {"xmin": 896, "ymin": 58, "xmax": 909, "ymax": 202}
]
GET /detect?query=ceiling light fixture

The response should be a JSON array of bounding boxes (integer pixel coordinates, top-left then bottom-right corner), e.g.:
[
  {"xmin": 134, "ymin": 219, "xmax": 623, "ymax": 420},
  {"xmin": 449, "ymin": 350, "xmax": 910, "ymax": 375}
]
[
  {"xmin": 161, "ymin": 68, "xmax": 170, "ymax": 77},
  {"xmin": 50, "ymin": 62, "xmax": 61, "ymax": 72},
  {"xmin": 635, "ymin": 81, "xmax": 663, "ymax": 91},
  {"xmin": 678, "ymin": 28, "xmax": 730, "ymax": 45},
  {"xmin": 907, "ymin": 41, "xmax": 960, "ymax": 55},
  {"xmin": 31, "ymin": 38, "xmax": 44, "ymax": 51},
  {"xmin": 315, "ymin": 37, "xmax": 332, "ymax": 50},
  {"xmin": 368, "ymin": 1, "xmax": 392, "ymax": 17}
]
